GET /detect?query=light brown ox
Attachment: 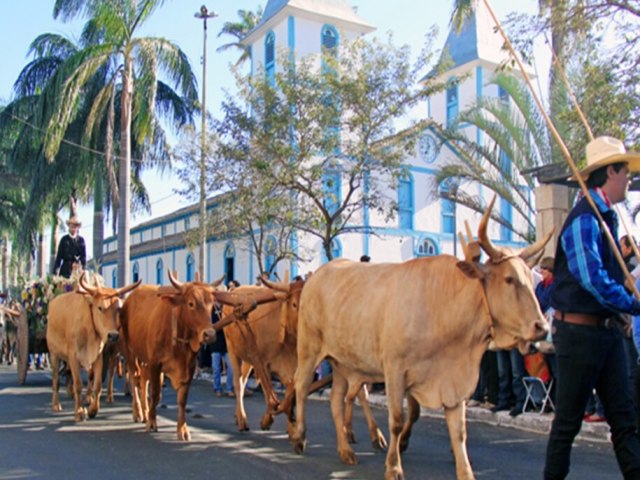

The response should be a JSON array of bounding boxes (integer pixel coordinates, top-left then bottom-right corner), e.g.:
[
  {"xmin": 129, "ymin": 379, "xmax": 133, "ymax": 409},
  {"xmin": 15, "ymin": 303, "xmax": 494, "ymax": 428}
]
[
  {"xmin": 223, "ymin": 278, "xmax": 387, "ymax": 450},
  {"xmin": 46, "ymin": 273, "xmax": 141, "ymax": 422},
  {"xmin": 291, "ymin": 196, "xmax": 553, "ymax": 480}
]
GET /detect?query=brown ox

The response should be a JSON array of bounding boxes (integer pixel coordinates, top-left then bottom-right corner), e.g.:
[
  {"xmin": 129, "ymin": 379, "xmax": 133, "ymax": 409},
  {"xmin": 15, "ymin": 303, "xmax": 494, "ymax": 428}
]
[
  {"xmin": 46, "ymin": 273, "xmax": 140, "ymax": 422},
  {"xmin": 223, "ymin": 279, "xmax": 387, "ymax": 451},
  {"xmin": 291, "ymin": 197, "xmax": 552, "ymax": 480},
  {"xmin": 120, "ymin": 272, "xmax": 223, "ymax": 441}
]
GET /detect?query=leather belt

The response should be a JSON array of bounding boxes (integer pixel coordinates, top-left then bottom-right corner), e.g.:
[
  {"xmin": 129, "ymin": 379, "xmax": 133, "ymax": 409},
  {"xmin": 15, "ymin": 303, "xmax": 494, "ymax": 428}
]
[{"xmin": 554, "ymin": 311, "xmax": 617, "ymax": 329}]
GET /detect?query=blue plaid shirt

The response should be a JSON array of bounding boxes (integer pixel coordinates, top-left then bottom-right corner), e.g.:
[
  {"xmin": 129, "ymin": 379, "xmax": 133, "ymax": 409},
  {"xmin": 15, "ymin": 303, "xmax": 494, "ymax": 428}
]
[{"xmin": 561, "ymin": 190, "xmax": 640, "ymax": 315}]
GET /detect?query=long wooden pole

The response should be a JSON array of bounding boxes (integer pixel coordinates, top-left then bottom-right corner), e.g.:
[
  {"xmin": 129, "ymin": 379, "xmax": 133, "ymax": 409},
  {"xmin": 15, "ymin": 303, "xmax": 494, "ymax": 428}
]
[{"xmin": 481, "ymin": 0, "xmax": 640, "ymax": 302}]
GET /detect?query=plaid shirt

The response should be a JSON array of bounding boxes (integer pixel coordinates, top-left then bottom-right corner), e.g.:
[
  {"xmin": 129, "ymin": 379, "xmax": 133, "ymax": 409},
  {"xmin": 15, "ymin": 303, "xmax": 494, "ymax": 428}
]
[{"xmin": 561, "ymin": 189, "xmax": 640, "ymax": 315}]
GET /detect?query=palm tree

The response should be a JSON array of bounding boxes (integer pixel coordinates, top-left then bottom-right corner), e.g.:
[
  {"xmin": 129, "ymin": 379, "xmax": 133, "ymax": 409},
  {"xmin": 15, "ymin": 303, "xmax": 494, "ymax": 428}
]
[
  {"xmin": 436, "ymin": 72, "xmax": 552, "ymax": 241},
  {"xmin": 46, "ymin": 0, "xmax": 198, "ymax": 286},
  {"xmin": 216, "ymin": 7, "xmax": 263, "ymax": 66}
]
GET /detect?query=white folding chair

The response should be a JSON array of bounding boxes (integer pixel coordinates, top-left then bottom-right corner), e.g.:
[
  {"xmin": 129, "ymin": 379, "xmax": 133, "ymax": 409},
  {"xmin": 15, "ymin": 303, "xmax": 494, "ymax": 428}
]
[{"xmin": 522, "ymin": 377, "xmax": 554, "ymax": 414}]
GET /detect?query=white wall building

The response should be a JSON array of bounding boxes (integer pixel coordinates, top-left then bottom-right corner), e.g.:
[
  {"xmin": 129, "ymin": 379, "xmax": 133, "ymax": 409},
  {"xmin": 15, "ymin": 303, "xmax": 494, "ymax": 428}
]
[{"xmin": 101, "ymin": 0, "xmax": 533, "ymax": 287}]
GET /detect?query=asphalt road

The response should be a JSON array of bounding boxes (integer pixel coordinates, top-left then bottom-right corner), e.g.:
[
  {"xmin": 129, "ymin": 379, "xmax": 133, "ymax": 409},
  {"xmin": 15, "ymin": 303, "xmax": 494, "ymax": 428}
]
[{"xmin": 0, "ymin": 363, "xmax": 620, "ymax": 479}]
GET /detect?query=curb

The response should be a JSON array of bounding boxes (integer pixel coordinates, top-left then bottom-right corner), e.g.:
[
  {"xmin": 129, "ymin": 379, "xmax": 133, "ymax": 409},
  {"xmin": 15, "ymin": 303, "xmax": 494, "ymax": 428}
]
[{"xmin": 323, "ymin": 391, "xmax": 611, "ymax": 444}]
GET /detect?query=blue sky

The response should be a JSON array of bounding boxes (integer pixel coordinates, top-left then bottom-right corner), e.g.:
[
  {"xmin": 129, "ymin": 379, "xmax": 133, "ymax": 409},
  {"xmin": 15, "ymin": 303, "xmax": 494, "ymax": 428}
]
[{"xmin": 0, "ymin": 0, "xmax": 539, "ymax": 257}]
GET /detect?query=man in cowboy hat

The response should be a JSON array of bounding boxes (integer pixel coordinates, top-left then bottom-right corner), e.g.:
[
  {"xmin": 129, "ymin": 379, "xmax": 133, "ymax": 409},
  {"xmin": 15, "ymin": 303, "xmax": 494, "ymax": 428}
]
[
  {"xmin": 545, "ymin": 136, "xmax": 640, "ymax": 479},
  {"xmin": 53, "ymin": 216, "xmax": 87, "ymax": 278}
]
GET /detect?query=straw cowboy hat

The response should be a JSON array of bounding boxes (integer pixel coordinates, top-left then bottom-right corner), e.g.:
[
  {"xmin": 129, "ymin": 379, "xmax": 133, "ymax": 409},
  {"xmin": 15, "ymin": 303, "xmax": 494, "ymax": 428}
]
[
  {"xmin": 577, "ymin": 136, "xmax": 640, "ymax": 180},
  {"xmin": 66, "ymin": 216, "xmax": 82, "ymax": 227}
]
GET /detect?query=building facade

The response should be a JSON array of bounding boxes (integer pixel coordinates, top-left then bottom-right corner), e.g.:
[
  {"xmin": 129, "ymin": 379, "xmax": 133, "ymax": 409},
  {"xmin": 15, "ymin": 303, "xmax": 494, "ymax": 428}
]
[{"xmin": 101, "ymin": 0, "xmax": 533, "ymax": 287}]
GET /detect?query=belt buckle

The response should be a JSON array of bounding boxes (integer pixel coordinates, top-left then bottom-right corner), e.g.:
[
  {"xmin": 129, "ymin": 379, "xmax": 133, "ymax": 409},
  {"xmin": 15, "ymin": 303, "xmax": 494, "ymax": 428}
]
[{"xmin": 604, "ymin": 317, "xmax": 616, "ymax": 329}]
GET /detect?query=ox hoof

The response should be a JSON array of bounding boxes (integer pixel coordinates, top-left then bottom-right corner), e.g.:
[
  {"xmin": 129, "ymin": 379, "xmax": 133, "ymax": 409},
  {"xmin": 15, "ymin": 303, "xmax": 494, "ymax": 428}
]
[
  {"xmin": 177, "ymin": 425, "xmax": 191, "ymax": 441},
  {"xmin": 339, "ymin": 448, "xmax": 358, "ymax": 466},
  {"xmin": 385, "ymin": 467, "xmax": 405, "ymax": 480},
  {"xmin": 292, "ymin": 438, "xmax": 306, "ymax": 455},
  {"xmin": 52, "ymin": 403, "xmax": 62, "ymax": 413},
  {"xmin": 373, "ymin": 430, "xmax": 388, "ymax": 451},
  {"xmin": 146, "ymin": 419, "xmax": 158, "ymax": 433},
  {"xmin": 74, "ymin": 408, "xmax": 87, "ymax": 422},
  {"xmin": 346, "ymin": 429, "xmax": 357, "ymax": 444},
  {"xmin": 87, "ymin": 406, "xmax": 98, "ymax": 419},
  {"xmin": 260, "ymin": 414, "xmax": 274, "ymax": 431},
  {"xmin": 106, "ymin": 395, "xmax": 114, "ymax": 404}
]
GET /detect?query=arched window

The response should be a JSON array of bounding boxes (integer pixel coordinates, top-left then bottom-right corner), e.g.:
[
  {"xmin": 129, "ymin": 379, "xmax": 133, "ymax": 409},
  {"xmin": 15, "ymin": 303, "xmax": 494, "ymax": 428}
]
[
  {"xmin": 322, "ymin": 169, "xmax": 341, "ymax": 216},
  {"xmin": 112, "ymin": 269, "xmax": 117, "ymax": 288},
  {"xmin": 264, "ymin": 236, "xmax": 277, "ymax": 279},
  {"xmin": 446, "ymin": 80, "xmax": 458, "ymax": 127},
  {"xmin": 132, "ymin": 262, "xmax": 140, "ymax": 283},
  {"xmin": 265, "ymin": 31, "xmax": 275, "ymax": 84},
  {"xmin": 440, "ymin": 180, "xmax": 456, "ymax": 234},
  {"xmin": 398, "ymin": 175, "xmax": 414, "ymax": 230},
  {"xmin": 156, "ymin": 258, "xmax": 164, "ymax": 285},
  {"xmin": 224, "ymin": 243, "xmax": 235, "ymax": 283},
  {"xmin": 186, "ymin": 254, "xmax": 195, "ymax": 282},
  {"xmin": 416, "ymin": 237, "xmax": 438, "ymax": 257},
  {"xmin": 321, "ymin": 25, "xmax": 338, "ymax": 54}
]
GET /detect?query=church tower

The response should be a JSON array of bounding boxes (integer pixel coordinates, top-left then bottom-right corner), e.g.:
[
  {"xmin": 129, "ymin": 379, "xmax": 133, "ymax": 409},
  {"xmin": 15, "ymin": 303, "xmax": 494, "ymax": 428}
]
[{"xmin": 242, "ymin": 0, "xmax": 375, "ymax": 76}]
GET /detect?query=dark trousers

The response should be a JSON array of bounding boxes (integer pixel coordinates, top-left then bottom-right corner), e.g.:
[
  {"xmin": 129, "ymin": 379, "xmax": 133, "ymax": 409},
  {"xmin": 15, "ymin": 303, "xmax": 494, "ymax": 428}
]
[
  {"xmin": 496, "ymin": 349, "xmax": 526, "ymax": 409},
  {"xmin": 544, "ymin": 320, "xmax": 640, "ymax": 479}
]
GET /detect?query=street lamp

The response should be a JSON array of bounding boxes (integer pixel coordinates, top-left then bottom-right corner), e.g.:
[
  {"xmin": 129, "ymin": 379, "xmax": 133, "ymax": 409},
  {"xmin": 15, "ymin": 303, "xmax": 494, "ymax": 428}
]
[{"xmin": 194, "ymin": 5, "xmax": 218, "ymax": 281}]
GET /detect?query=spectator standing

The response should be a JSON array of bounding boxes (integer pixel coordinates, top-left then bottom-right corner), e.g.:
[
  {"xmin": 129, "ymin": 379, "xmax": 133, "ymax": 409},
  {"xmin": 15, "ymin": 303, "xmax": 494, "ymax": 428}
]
[
  {"xmin": 53, "ymin": 216, "xmax": 86, "ymax": 278},
  {"xmin": 544, "ymin": 136, "xmax": 640, "ymax": 479},
  {"xmin": 211, "ymin": 302, "xmax": 234, "ymax": 398}
]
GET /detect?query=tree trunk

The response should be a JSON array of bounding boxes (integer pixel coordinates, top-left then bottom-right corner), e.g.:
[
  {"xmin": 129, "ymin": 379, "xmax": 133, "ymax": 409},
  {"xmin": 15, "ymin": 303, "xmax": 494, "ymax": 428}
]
[
  {"xmin": 93, "ymin": 174, "xmax": 105, "ymax": 273},
  {"xmin": 37, "ymin": 230, "xmax": 46, "ymax": 277},
  {"xmin": 548, "ymin": 0, "xmax": 569, "ymax": 164},
  {"xmin": 1, "ymin": 234, "xmax": 8, "ymax": 293},
  {"xmin": 117, "ymin": 58, "xmax": 133, "ymax": 288}
]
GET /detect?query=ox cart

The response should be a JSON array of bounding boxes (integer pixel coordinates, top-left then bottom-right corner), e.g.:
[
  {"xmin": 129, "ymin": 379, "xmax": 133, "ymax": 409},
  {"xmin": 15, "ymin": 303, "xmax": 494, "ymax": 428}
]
[{"xmin": 14, "ymin": 272, "xmax": 90, "ymax": 384}]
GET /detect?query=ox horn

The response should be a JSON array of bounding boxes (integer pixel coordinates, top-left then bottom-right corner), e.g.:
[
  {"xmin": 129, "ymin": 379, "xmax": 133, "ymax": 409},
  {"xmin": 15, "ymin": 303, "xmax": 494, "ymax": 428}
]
[
  {"xmin": 116, "ymin": 279, "xmax": 142, "ymax": 298},
  {"xmin": 519, "ymin": 226, "xmax": 556, "ymax": 261},
  {"xmin": 79, "ymin": 271, "xmax": 99, "ymax": 295},
  {"xmin": 195, "ymin": 271, "xmax": 201, "ymax": 283},
  {"xmin": 260, "ymin": 275, "xmax": 290, "ymax": 293},
  {"xmin": 477, "ymin": 195, "xmax": 502, "ymax": 261},
  {"xmin": 211, "ymin": 274, "xmax": 225, "ymax": 288},
  {"xmin": 168, "ymin": 269, "xmax": 185, "ymax": 293}
]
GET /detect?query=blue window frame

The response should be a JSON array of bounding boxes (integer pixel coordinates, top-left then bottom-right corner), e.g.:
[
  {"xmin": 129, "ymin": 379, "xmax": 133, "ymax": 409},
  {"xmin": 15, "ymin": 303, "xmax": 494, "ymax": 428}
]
[
  {"xmin": 322, "ymin": 169, "xmax": 341, "ymax": 216},
  {"xmin": 499, "ymin": 149, "xmax": 513, "ymax": 242},
  {"xmin": 446, "ymin": 81, "xmax": 459, "ymax": 127},
  {"xmin": 321, "ymin": 25, "xmax": 338, "ymax": 54},
  {"xmin": 156, "ymin": 258, "xmax": 164, "ymax": 285},
  {"xmin": 398, "ymin": 176, "xmax": 414, "ymax": 230},
  {"xmin": 111, "ymin": 269, "xmax": 117, "ymax": 288},
  {"xmin": 264, "ymin": 236, "xmax": 277, "ymax": 279},
  {"xmin": 440, "ymin": 180, "xmax": 455, "ymax": 234},
  {"xmin": 186, "ymin": 254, "xmax": 195, "ymax": 281},
  {"xmin": 132, "ymin": 262, "xmax": 140, "ymax": 283},
  {"xmin": 224, "ymin": 243, "xmax": 235, "ymax": 283},
  {"xmin": 416, "ymin": 237, "xmax": 438, "ymax": 257},
  {"xmin": 265, "ymin": 31, "xmax": 275, "ymax": 85}
]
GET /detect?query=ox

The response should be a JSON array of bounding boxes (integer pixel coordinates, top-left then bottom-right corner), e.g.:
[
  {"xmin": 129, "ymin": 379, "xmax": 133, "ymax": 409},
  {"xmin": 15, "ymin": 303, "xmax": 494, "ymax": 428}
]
[
  {"xmin": 291, "ymin": 197, "xmax": 552, "ymax": 480},
  {"xmin": 223, "ymin": 278, "xmax": 387, "ymax": 450},
  {"xmin": 120, "ymin": 272, "xmax": 226, "ymax": 441},
  {"xmin": 46, "ymin": 273, "xmax": 141, "ymax": 421}
]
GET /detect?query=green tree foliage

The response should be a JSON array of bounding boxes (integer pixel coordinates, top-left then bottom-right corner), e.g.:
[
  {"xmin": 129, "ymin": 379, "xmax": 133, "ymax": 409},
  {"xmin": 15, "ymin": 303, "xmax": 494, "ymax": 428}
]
[{"xmin": 217, "ymin": 6, "xmax": 263, "ymax": 67}]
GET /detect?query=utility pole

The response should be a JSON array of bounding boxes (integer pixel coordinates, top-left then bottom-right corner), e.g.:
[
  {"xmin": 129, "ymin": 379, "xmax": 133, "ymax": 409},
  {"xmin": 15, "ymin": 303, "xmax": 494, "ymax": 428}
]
[{"xmin": 194, "ymin": 5, "xmax": 218, "ymax": 281}]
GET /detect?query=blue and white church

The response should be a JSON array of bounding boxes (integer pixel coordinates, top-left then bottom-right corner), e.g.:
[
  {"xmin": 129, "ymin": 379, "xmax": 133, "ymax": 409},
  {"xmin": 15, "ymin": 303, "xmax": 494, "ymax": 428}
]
[{"xmin": 100, "ymin": 0, "xmax": 537, "ymax": 287}]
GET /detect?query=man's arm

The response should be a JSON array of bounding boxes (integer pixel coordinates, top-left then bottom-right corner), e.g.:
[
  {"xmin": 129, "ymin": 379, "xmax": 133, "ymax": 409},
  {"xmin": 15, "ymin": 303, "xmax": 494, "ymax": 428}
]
[
  {"xmin": 562, "ymin": 214, "xmax": 640, "ymax": 315},
  {"xmin": 52, "ymin": 237, "xmax": 66, "ymax": 275}
]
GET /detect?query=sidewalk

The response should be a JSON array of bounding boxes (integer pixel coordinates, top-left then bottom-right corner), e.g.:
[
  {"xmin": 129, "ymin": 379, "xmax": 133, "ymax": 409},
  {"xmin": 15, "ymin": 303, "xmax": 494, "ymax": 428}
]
[{"xmin": 362, "ymin": 392, "xmax": 611, "ymax": 444}]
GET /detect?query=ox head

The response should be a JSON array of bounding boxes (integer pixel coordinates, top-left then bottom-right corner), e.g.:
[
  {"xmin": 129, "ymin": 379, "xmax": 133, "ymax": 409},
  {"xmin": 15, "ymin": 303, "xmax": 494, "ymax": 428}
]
[
  {"xmin": 456, "ymin": 196, "xmax": 553, "ymax": 352},
  {"xmin": 157, "ymin": 270, "xmax": 218, "ymax": 350},
  {"xmin": 79, "ymin": 273, "xmax": 142, "ymax": 344}
]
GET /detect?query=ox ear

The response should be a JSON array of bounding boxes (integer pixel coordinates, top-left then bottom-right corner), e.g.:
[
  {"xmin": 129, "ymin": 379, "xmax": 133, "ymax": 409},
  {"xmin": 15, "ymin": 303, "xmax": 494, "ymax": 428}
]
[
  {"xmin": 159, "ymin": 294, "xmax": 182, "ymax": 306},
  {"xmin": 456, "ymin": 260, "xmax": 486, "ymax": 280}
]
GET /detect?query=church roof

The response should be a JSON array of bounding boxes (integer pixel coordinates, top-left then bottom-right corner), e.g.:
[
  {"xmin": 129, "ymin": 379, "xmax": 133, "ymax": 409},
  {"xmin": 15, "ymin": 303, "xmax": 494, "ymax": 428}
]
[{"xmin": 243, "ymin": 0, "xmax": 374, "ymax": 44}]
